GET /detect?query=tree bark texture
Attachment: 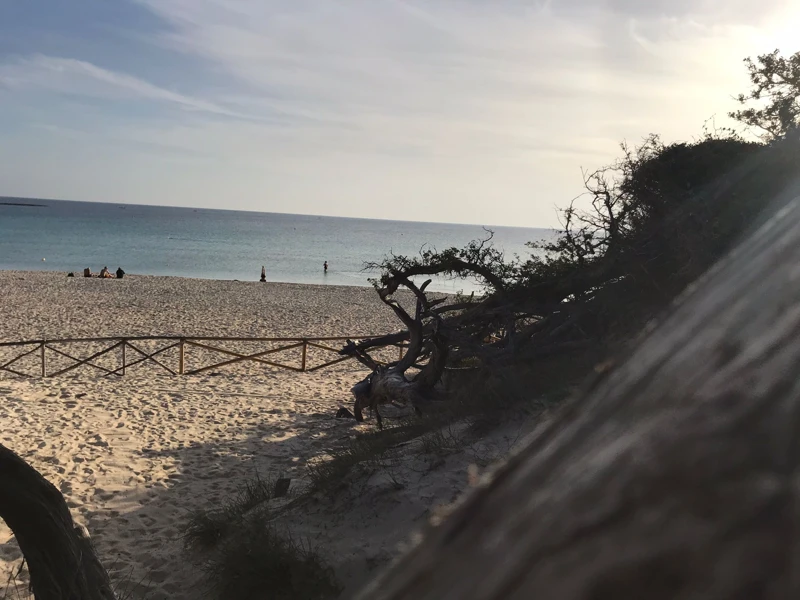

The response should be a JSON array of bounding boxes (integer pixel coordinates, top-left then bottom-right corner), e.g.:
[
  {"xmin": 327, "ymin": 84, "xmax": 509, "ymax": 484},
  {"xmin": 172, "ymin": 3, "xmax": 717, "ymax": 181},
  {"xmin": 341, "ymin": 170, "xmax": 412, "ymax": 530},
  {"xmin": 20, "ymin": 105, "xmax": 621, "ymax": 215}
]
[
  {"xmin": 0, "ymin": 444, "xmax": 115, "ymax": 600},
  {"xmin": 357, "ymin": 192, "xmax": 800, "ymax": 599}
]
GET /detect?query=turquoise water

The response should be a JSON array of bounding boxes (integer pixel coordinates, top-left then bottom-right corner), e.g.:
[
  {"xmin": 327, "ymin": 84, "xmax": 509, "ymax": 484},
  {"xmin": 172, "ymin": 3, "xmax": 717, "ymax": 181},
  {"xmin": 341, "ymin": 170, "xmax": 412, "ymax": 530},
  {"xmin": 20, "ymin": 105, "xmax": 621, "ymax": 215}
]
[{"xmin": 0, "ymin": 198, "xmax": 550, "ymax": 293}]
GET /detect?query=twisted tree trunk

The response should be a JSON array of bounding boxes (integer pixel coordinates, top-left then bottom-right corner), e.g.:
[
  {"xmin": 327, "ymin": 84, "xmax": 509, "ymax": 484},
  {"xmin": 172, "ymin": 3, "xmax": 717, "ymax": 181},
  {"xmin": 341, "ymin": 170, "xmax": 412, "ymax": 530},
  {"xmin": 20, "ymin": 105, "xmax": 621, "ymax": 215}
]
[
  {"xmin": 0, "ymin": 444, "xmax": 115, "ymax": 600},
  {"xmin": 357, "ymin": 192, "xmax": 800, "ymax": 599},
  {"xmin": 344, "ymin": 279, "xmax": 448, "ymax": 427}
]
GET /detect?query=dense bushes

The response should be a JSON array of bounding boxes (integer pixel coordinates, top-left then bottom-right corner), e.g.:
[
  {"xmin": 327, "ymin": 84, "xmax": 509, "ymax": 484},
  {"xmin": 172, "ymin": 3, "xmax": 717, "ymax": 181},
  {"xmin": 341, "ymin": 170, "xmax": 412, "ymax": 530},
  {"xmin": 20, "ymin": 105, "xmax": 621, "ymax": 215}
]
[{"xmin": 527, "ymin": 132, "xmax": 799, "ymax": 338}]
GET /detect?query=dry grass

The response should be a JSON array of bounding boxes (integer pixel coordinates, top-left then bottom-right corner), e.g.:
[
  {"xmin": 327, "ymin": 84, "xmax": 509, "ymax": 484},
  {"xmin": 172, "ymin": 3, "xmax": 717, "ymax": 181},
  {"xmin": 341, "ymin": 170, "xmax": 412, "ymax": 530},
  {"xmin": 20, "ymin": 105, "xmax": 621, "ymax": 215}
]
[
  {"xmin": 183, "ymin": 474, "xmax": 341, "ymax": 600},
  {"xmin": 418, "ymin": 424, "xmax": 467, "ymax": 456},
  {"xmin": 184, "ymin": 474, "xmax": 277, "ymax": 552},
  {"xmin": 306, "ymin": 420, "xmax": 430, "ymax": 493},
  {"xmin": 201, "ymin": 512, "xmax": 341, "ymax": 600}
]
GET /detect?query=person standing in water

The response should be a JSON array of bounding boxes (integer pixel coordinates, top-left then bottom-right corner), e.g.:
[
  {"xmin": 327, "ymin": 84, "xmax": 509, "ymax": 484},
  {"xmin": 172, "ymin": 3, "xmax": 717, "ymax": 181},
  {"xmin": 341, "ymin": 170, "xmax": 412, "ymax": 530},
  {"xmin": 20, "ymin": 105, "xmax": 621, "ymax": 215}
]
[
  {"xmin": 323, "ymin": 261, "xmax": 328, "ymax": 274},
  {"xmin": 260, "ymin": 266, "xmax": 266, "ymax": 282}
]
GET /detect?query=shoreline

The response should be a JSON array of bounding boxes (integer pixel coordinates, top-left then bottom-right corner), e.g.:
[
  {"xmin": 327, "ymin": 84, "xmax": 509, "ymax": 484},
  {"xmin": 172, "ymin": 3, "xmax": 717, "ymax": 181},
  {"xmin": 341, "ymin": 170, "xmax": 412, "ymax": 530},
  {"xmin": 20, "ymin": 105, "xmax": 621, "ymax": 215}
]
[
  {"xmin": 0, "ymin": 268, "xmax": 475, "ymax": 295},
  {"xmin": 0, "ymin": 268, "xmax": 378, "ymax": 289}
]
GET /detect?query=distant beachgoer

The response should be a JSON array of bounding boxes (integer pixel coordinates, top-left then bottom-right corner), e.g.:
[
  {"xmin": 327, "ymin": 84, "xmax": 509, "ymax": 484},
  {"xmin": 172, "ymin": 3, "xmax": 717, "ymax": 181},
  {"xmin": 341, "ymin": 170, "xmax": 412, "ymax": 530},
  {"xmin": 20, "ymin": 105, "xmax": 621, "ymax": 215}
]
[
  {"xmin": 83, "ymin": 267, "xmax": 92, "ymax": 278},
  {"xmin": 323, "ymin": 261, "xmax": 328, "ymax": 273},
  {"xmin": 260, "ymin": 265, "xmax": 266, "ymax": 283},
  {"xmin": 116, "ymin": 267, "xmax": 125, "ymax": 279},
  {"xmin": 99, "ymin": 266, "xmax": 112, "ymax": 279}
]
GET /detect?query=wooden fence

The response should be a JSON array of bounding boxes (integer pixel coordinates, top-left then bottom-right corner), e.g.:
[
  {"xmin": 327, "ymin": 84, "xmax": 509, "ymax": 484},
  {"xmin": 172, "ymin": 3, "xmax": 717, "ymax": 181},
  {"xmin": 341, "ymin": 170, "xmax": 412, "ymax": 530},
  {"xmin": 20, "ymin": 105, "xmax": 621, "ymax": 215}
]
[{"xmin": 0, "ymin": 336, "xmax": 403, "ymax": 378}]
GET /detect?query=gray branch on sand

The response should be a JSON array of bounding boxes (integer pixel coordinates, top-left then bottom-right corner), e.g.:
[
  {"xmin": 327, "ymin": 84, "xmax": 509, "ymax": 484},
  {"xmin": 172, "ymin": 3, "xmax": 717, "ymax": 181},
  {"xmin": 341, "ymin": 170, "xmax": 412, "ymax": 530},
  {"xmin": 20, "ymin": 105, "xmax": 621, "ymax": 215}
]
[
  {"xmin": 0, "ymin": 443, "xmax": 115, "ymax": 600},
  {"xmin": 357, "ymin": 193, "xmax": 800, "ymax": 599},
  {"xmin": 344, "ymin": 278, "xmax": 449, "ymax": 428}
]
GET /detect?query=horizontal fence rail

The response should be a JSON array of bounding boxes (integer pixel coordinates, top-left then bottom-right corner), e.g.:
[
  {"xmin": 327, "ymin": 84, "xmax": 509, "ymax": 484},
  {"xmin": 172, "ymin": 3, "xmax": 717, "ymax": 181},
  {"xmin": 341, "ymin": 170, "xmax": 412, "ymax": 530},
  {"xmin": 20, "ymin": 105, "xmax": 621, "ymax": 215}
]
[{"xmin": 0, "ymin": 336, "xmax": 405, "ymax": 378}]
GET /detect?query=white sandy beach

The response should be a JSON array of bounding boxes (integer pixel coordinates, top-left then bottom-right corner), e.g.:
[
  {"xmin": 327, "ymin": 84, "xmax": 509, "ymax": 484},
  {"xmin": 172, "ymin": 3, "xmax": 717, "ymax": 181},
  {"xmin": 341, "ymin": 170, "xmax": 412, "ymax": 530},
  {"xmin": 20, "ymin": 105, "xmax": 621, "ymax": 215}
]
[{"xmin": 0, "ymin": 271, "xmax": 537, "ymax": 599}]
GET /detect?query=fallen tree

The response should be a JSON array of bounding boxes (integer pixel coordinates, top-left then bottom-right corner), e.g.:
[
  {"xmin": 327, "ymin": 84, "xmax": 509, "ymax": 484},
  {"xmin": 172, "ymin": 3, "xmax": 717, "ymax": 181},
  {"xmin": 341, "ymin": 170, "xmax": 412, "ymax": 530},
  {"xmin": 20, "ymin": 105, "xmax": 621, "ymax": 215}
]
[
  {"xmin": 355, "ymin": 188, "xmax": 800, "ymax": 598},
  {"xmin": 0, "ymin": 444, "xmax": 115, "ymax": 600},
  {"xmin": 343, "ymin": 277, "xmax": 450, "ymax": 428},
  {"xmin": 339, "ymin": 130, "xmax": 798, "ymax": 424}
]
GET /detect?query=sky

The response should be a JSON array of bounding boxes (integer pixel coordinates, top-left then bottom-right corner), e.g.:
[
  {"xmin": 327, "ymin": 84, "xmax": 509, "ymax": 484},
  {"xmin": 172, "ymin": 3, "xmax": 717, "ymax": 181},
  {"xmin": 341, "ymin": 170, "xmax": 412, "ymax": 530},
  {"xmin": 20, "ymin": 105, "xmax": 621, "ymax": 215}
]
[{"xmin": 0, "ymin": 1, "xmax": 798, "ymax": 227}]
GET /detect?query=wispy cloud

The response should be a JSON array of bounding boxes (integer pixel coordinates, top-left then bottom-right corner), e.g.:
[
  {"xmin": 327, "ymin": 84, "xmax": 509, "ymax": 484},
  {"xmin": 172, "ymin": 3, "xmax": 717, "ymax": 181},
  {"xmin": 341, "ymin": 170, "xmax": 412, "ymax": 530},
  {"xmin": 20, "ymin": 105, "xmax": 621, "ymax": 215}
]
[
  {"xmin": 0, "ymin": 54, "xmax": 245, "ymax": 118},
  {"xmin": 125, "ymin": 1, "xmax": 774, "ymax": 155},
  {"xmin": 0, "ymin": 0, "xmax": 797, "ymax": 225}
]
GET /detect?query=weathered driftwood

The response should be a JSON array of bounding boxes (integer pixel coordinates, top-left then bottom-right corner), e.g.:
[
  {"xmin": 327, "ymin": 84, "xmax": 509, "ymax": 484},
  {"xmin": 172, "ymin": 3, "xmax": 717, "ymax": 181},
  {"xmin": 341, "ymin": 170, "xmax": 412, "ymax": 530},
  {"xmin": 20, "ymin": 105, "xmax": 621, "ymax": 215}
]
[
  {"xmin": 357, "ymin": 193, "xmax": 800, "ymax": 599},
  {"xmin": 0, "ymin": 444, "xmax": 115, "ymax": 600},
  {"xmin": 346, "ymin": 278, "xmax": 448, "ymax": 428}
]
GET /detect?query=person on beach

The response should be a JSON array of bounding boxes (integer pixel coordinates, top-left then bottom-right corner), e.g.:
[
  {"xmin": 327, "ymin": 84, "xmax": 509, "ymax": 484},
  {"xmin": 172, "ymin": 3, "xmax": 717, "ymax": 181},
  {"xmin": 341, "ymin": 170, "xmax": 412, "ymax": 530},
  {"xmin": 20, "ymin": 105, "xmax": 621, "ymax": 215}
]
[
  {"xmin": 83, "ymin": 267, "xmax": 92, "ymax": 278},
  {"xmin": 324, "ymin": 261, "xmax": 328, "ymax": 274},
  {"xmin": 99, "ymin": 266, "xmax": 112, "ymax": 279},
  {"xmin": 260, "ymin": 265, "xmax": 266, "ymax": 282},
  {"xmin": 116, "ymin": 267, "xmax": 125, "ymax": 279}
]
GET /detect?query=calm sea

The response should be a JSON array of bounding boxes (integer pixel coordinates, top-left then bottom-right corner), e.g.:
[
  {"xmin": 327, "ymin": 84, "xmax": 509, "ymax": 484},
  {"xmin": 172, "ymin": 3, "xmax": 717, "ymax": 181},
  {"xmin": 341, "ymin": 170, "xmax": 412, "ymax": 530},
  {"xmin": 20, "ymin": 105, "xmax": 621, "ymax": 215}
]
[{"xmin": 0, "ymin": 198, "xmax": 551, "ymax": 293}]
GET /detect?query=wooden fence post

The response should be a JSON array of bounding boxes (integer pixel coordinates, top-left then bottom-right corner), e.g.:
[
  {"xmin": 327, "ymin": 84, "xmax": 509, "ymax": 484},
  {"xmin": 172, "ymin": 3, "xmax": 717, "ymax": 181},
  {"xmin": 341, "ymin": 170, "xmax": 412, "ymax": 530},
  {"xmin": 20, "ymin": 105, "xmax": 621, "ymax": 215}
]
[{"xmin": 0, "ymin": 334, "xmax": 388, "ymax": 378}]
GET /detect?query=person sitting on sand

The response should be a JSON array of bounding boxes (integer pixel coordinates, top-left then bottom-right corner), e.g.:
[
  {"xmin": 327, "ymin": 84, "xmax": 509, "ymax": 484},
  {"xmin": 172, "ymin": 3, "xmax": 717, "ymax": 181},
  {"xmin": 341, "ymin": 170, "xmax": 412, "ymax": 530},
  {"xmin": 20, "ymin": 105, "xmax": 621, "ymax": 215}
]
[
  {"xmin": 99, "ymin": 266, "xmax": 112, "ymax": 279},
  {"xmin": 83, "ymin": 267, "xmax": 92, "ymax": 278},
  {"xmin": 116, "ymin": 267, "xmax": 125, "ymax": 279}
]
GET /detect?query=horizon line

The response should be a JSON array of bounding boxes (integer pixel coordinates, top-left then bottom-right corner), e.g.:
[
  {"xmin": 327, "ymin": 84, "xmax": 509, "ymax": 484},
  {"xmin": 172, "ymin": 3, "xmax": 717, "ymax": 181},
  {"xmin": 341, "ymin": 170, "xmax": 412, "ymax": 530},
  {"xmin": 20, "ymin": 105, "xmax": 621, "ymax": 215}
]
[{"xmin": 0, "ymin": 194, "xmax": 554, "ymax": 232}]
